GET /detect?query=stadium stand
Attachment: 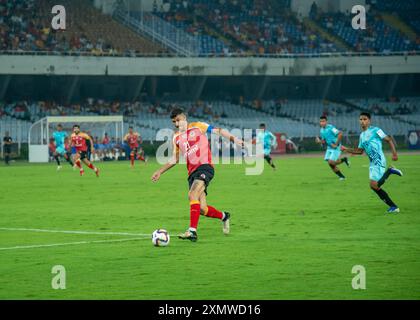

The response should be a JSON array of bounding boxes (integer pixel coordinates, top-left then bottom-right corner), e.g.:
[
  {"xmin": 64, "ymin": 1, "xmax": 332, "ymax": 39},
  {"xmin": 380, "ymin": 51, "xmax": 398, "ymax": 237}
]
[
  {"xmin": 2, "ymin": 97, "xmax": 419, "ymax": 142},
  {"xmin": 1, "ymin": 0, "xmax": 419, "ymax": 56},
  {"xmin": 1, "ymin": 1, "xmax": 419, "ymax": 155},
  {"xmin": 371, "ymin": 0, "xmax": 420, "ymax": 42},
  {"xmin": 372, "ymin": 0, "xmax": 420, "ymax": 12},
  {"xmin": 316, "ymin": 11, "xmax": 419, "ymax": 53},
  {"xmin": 112, "ymin": 0, "xmax": 420, "ymax": 56},
  {"xmin": 136, "ymin": 0, "xmax": 342, "ymax": 55},
  {"xmin": 0, "ymin": 0, "xmax": 165, "ymax": 55}
]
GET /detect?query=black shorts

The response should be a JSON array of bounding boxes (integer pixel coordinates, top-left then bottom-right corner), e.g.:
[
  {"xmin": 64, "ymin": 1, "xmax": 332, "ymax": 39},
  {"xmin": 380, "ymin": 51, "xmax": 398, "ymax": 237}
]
[
  {"xmin": 188, "ymin": 164, "xmax": 215, "ymax": 195},
  {"xmin": 78, "ymin": 150, "xmax": 88, "ymax": 160},
  {"xmin": 3, "ymin": 146, "xmax": 11, "ymax": 154}
]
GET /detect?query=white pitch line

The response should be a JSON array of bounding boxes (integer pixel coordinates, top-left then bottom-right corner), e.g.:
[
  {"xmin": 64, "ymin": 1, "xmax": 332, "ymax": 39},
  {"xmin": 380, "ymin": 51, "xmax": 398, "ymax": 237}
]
[
  {"xmin": 0, "ymin": 237, "xmax": 149, "ymax": 251},
  {"xmin": 0, "ymin": 227, "xmax": 150, "ymax": 237}
]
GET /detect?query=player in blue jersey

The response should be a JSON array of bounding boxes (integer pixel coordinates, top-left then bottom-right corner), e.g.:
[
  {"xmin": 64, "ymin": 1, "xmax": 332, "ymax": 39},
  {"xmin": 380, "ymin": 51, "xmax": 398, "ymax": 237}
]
[
  {"xmin": 253, "ymin": 123, "xmax": 277, "ymax": 170},
  {"xmin": 315, "ymin": 116, "xmax": 350, "ymax": 180},
  {"xmin": 341, "ymin": 112, "xmax": 403, "ymax": 213},
  {"xmin": 52, "ymin": 124, "xmax": 74, "ymax": 170}
]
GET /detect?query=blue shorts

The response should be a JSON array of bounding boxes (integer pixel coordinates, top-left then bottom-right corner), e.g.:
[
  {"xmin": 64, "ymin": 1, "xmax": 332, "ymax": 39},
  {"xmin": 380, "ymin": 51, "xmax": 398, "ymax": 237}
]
[
  {"xmin": 369, "ymin": 165, "xmax": 386, "ymax": 182},
  {"xmin": 56, "ymin": 146, "xmax": 66, "ymax": 156},
  {"xmin": 324, "ymin": 148, "xmax": 341, "ymax": 161}
]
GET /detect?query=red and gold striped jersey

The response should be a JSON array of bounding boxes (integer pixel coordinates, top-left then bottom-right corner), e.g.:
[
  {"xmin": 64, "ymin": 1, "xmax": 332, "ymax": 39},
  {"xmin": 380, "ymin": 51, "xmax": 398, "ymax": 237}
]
[
  {"xmin": 173, "ymin": 122, "xmax": 214, "ymax": 175},
  {"xmin": 124, "ymin": 132, "xmax": 139, "ymax": 148},
  {"xmin": 70, "ymin": 132, "xmax": 90, "ymax": 152}
]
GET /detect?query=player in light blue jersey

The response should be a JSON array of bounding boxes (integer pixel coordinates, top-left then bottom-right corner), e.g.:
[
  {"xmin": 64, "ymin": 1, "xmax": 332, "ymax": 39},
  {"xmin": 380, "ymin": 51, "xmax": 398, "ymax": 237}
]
[
  {"xmin": 52, "ymin": 124, "xmax": 73, "ymax": 170},
  {"xmin": 315, "ymin": 116, "xmax": 350, "ymax": 180},
  {"xmin": 341, "ymin": 112, "xmax": 403, "ymax": 213},
  {"xmin": 254, "ymin": 123, "xmax": 277, "ymax": 170}
]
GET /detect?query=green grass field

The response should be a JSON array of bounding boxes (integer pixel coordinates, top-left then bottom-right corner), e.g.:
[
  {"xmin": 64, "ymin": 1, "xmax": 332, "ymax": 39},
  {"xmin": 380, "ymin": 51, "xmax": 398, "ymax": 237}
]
[{"xmin": 1, "ymin": 154, "xmax": 419, "ymax": 300}]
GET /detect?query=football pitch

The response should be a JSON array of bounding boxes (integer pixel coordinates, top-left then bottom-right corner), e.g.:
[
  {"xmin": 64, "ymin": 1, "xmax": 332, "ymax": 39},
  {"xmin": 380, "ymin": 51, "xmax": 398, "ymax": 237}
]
[{"xmin": 0, "ymin": 154, "xmax": 419, "ymax": 300}]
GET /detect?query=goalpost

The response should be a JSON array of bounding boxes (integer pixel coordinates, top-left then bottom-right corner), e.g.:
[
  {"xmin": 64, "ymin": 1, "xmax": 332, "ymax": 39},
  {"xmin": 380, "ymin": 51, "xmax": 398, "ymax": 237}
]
[{"xmin": 28, "ymin": 116, "xmax": 124, "ymax": 163}]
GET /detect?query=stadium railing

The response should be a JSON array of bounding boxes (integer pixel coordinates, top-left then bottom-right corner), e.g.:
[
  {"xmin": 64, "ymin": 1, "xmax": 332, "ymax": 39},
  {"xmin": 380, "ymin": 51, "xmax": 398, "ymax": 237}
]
[
  {"xmin": 1, "ymin": 50, "xmax": 419, "ymax": 58},
  {"xmin": 113, "ymin": 9, "xmax": 199, "ymax": 57}
]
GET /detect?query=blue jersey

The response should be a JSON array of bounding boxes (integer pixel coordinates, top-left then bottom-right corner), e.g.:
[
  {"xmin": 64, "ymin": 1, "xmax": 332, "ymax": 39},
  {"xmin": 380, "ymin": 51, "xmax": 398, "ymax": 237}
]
[
  {"xmin": 358, "ymin": 126, "xmax": 387, "ymax": 168},
  {"xmin": 53, "ymin": 131, "xmax": 67, "ymax": 148},
  {"xmin": 257, "ymin": 130, "xmax": 277, "ymax": 155},
  {"xmin": 320, "ymin": 124, "xmax": 340, "ymax": 150}
]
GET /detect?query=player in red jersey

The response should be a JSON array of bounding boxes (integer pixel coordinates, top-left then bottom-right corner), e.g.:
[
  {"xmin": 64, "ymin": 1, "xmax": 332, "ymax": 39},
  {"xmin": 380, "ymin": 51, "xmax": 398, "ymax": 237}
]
[
  {"xmin": 124, "ymin": 127, "xmax": 146, "ymax": 168},
  {"xmin": 151, "ymin": 108, "xmax": 244, "ymax": 242},
  {"xmin": 63, "ymin": 137, "xmax": 75, "ymax": 169},
  {"xmin": 70, "ymin": 125, "xmax": 100, "ymax": 177},
  {"xmin": 48, "ymin": 138, "xmax": 56, "ymax": 159}
]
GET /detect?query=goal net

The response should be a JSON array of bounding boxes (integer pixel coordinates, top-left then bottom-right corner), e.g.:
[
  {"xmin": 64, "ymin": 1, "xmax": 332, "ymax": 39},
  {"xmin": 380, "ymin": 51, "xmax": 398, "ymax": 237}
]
[{"xmin": 28, "ymin": 116, "xmax": 124, "ymax": 163}]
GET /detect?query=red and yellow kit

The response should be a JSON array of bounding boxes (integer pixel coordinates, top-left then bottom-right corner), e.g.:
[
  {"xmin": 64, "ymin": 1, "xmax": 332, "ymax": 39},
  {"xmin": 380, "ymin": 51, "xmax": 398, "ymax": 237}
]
[
  {"xmin": 70, "ymin": 132, "xmax": 90, "ymax": 152},
  {"xmin": 124, "ymin": 132, "xmax": 139, "ymax": 149},
  {"xmin": 173, "ymin": 122, "xmax": 214, "ymax": 175},
  {"xmin": 48, "ymin": 141, "xmax": 56, "ymax": 153}
]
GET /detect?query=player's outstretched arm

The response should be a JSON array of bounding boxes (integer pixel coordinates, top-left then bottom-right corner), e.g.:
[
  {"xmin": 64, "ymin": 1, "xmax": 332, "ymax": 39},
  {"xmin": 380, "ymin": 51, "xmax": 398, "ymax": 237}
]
[
  {"xmin": 270, "ymin": 132, "xmax": 278, "ymax": 148},
  {"xmin": 315, "ymin": 136, "xmax": 324, "ymax": 144},
  {"xmin": 341, "ymin": 145, "xmax": 364, "ymax": 155},
  {"xmin": 384, "ymin": 136, "xmax": 398, "ymax": 161},
  {"xmin": 151, "ymin": 144, "xmax": 179, "ymax": 182},
  {"xmin": 212, "ymin": 127, "xmax": 244, "ymax": 147},
  {"xmin": 331, "ymin": 131, "xmax": 343, "ymax": 148}
]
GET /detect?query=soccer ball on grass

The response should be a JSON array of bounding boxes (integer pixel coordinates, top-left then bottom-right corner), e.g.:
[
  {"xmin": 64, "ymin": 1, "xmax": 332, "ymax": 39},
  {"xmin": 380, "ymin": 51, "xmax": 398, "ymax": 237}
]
[{"xmin": 152, "ymin": 229, "xmax": 170, "ymax": 247}]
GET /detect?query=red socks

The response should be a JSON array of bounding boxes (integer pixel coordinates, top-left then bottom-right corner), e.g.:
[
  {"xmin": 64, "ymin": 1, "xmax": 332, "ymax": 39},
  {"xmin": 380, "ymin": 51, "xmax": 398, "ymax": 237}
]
[
  {"xmin": 130, "ymin": 154, "xmax": 135, "ymax": 166},
  {"xmin": 87, "ymin": 163, "xmax": 95, "ymax": 170},
  {"xmin": 204, "ymin": 206, "xmax": 224, "ymax": 220},
  {"xmin": 189, "ymin": 202, "xmax": 224, "ymax": 231},
  {"xmin": 189, "ymin": 201, "xmax": 201, "ymax": 230},
  {"xmin": 76, "ymin": 159, "xmax": 82, "ymax": 169}
]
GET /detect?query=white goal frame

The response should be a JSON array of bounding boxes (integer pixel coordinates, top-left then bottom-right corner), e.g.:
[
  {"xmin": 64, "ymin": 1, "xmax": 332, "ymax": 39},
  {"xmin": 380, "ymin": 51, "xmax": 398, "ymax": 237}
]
[{"xmin": 28, "ymin": 116, "xmax": 124, "ymax": 163}]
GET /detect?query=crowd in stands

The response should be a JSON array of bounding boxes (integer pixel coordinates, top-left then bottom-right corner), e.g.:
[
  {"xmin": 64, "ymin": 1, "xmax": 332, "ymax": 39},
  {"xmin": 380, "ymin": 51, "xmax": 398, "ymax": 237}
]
[
  {"xmin": 91, "ymin": 134, "xmax": 129, "ymax": 162},
  {"xmin": 157, "ymin": 0, "xmax": 340, "ymax": 55},
  {"xmin": 0, "ymin": 0, "xmax": 162, "ymax": 56},
  {"xmin": 122, "ymin": 0, "xmax": 420, "ymax": 55},
  {"xmin": 1, "ymin": 0, "xmax": 420, "ymax": 56},
  {"xmin": 1, "ymin": 101, "xmax": 31, "ymax": 120},
  {"xmin": 0, "ymin": 0, "xmax": 55, "ymax": 52},
  {"xmin": 0, "ymin": 0, "xmax": 118, "ymax": 54},
  {"xmin": 2, "ymin": 95, "xmax": 419, "ymax": 126},
  {"xmin": 371, "ymin": 0, "xmax": 420, "ymax": 42},
  {"xmin": 0, "ymin": 98, "xmax": 228, "ymax": 121},
  {"xmin": 368, "ymin": 98, "xmax": 418, "ymax": 115},
  {"xmin": 2, "ymin": 96, "xmax": 420, "ymax": 148},
  {"xmin": 317, "ymin": 10, "xmax": 419, "ymax": 53},
  {"xmin": 370, "ymin": 0, "xmax": 420, "ymax": 12}
]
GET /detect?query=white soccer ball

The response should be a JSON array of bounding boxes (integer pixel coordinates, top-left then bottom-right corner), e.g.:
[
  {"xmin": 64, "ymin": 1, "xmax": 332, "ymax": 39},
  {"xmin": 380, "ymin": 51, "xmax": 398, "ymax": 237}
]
[{"xmin": 152, "ymin": 229, "xmax": 170, "ymax": 247}]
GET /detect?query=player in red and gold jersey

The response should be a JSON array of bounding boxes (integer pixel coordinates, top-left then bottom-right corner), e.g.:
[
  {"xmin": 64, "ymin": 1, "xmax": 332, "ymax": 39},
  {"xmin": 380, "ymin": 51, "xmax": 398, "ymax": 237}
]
[
  {"xmin": 151, "ymin": 108, "xmax": 244, "ymax": 242},
  {"xmin": 70, "ymin": 125, "xmax": 100, "ymax": 177},
  {"xmin": 124, "ymin": 126, "xmax": 146, "ymax": 168}
]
